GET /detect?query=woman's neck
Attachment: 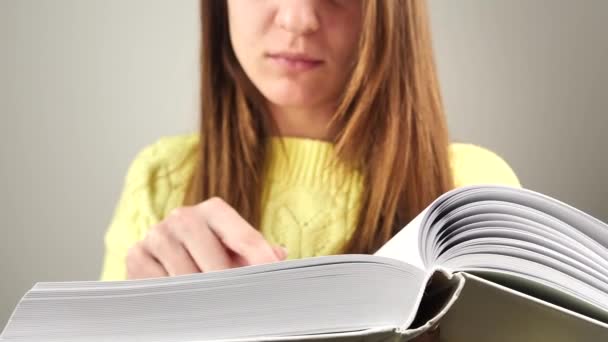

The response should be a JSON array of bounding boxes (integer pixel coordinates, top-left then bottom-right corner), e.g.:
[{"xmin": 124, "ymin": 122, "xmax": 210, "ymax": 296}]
[{"xmin": 268, "ymin": 103, "xmax": 335, "ymax": 141}]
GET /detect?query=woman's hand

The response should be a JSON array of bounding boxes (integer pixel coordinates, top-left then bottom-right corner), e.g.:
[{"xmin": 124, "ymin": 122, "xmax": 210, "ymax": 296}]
[{"xmin": 126, "ymin": 197, "xmax": 286, "ymax": 279}]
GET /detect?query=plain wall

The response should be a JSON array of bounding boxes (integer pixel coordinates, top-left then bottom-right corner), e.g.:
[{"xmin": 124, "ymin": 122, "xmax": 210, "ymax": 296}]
[{"xmin": 1, "ymin": 0, "xmax": 607, "ymax": 327}]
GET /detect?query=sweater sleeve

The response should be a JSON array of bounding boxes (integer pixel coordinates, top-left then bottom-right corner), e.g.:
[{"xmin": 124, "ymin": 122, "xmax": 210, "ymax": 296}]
[
  {"xmin": 100, "ymin": 135, "xmax": 199, "ymax": 281},
  {"xmin": 99, "ymin": 143, "xmax": 172, "ymax": 281},
  {"xmin": 450, "ymin": 143, "xmax": 522, "ymax": 188}
]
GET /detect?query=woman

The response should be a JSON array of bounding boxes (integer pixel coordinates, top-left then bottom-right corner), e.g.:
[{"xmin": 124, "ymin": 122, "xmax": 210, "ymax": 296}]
[{"xmin": 101, "ymin": 0, "xmax": 519, "ymax": 281}]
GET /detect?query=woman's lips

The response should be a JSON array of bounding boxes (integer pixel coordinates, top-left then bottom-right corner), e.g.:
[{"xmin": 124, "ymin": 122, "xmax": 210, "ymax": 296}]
[{"xmin": 267, "ymin": 53, "xmax": 324, "ymax": 72}]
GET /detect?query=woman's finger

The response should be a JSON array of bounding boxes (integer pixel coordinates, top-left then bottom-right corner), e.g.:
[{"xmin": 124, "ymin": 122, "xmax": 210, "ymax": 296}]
[
  {"xmin": 168, "ymin": 207, "xmax": 234, "ymax": 272},
  {"xmin": 272, "ymin": 245, "xmax": 288, "ymax": 260},
  {"xmin": 143, "ymin": 222, "xmax": 200, "ymax": 276},
  {"xmin": 126, "ymin": 242, "xmax": 168, "ymax": 279},
  {"xmin": 193, "ymin": 197, "xmax": 280, "ymax": 265}
]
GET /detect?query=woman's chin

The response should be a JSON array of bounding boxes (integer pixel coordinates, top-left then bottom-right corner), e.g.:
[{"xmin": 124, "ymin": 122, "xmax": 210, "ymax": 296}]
[
  {"xmin": 269, "ymin": 99, "xmax": 314, "ymax": 108},
  {"xmin": 264, "ymin": 93, "xmax": 322, "ymax": 109}
]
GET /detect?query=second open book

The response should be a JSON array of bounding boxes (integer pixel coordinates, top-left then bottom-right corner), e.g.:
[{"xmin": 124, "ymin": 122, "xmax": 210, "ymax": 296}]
[{"xmin": 3, "ymin": 185, "xmax": 608, "ymax": 341}]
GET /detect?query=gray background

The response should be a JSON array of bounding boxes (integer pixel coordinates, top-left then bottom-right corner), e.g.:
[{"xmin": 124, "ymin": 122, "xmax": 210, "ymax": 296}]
[{"xmin": 1, "ymin": 0, "xmax": 606, "ymax": 327}]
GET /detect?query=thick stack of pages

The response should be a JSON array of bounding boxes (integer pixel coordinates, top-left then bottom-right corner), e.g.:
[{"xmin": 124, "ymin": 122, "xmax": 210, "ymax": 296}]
[
  {"xmin": 2, "ymin": 185, "xmax": 608, "ymax": 341},
  {"xmin": 1, "ymin": 256, "xmax": 427, "ymax": 341}
]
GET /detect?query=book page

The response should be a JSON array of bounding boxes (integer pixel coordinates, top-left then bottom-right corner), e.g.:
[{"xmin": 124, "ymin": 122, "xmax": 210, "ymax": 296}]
[
  {"xmin": 374, "ymin": 207, "xmax": 429, "ymax": 270},
  {"xmin": 422, "ymin": 185, "xmax": 608, "ymax": 322}
]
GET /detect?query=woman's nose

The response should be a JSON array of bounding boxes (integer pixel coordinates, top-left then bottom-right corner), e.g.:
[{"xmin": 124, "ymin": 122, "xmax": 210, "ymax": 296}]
[{"xmin": 275, "ymin": 0, "xmax": 320, "ymax": 36}]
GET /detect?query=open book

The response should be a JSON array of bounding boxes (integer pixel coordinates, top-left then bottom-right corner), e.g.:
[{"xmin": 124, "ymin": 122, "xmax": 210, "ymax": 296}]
[{"xmin": 2, "ymin": 185, "xmax": 608, "ymax": 341}]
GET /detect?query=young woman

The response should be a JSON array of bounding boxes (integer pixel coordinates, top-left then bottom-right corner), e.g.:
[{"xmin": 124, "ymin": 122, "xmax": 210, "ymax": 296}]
[{"xmin": 101, "ymin": 0, "xmax": 520, "ymax": 282}]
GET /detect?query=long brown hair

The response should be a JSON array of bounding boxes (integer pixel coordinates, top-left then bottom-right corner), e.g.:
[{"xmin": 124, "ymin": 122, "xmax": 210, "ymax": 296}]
[{"xmin": 185, "ymin": 0, "xmax": 454, "ymax": 254}]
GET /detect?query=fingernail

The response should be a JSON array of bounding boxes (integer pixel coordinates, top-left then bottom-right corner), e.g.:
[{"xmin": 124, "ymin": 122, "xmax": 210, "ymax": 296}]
[
  {"xmin": 280, "ymin": 245, "xmax": 288, "ymax": 259},
  {"xmin": 273, "ymin": 245, "xmax": 288, "ymax": 260}
]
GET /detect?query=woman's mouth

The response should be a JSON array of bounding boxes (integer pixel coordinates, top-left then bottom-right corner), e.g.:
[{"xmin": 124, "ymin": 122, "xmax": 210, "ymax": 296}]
[{"xmin": 267, "ymin": 52, "xmax": 324, "ymax": 72}]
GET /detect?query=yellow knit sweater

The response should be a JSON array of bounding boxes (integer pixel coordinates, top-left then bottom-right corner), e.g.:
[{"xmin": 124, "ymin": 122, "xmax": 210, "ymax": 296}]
[{"xmin": 100, "ymin": 134, "xmax": 520, "ymax": 281}]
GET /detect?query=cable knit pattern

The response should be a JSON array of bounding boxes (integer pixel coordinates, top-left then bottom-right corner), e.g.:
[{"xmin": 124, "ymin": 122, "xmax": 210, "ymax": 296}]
[
  {"xmin": 260, "ymin": 138, "xmax": 364, "ymax": 258},
  {"xmin": 100, "ymin": 134, "xmax": 520, "ymax": 281}
]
